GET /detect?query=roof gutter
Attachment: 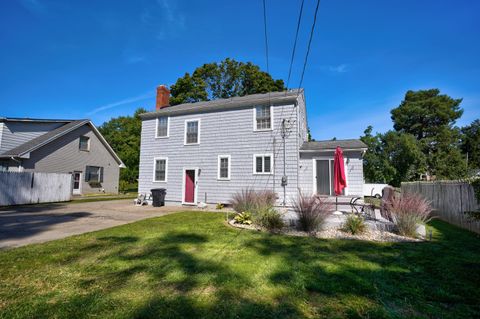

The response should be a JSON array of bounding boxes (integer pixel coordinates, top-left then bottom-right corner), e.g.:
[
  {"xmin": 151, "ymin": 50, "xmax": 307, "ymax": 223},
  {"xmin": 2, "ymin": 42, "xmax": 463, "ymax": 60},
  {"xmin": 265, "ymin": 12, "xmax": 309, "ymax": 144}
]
[{"xmin": 300, "ymin": 148, "xmax": 368, "ymax": 152}]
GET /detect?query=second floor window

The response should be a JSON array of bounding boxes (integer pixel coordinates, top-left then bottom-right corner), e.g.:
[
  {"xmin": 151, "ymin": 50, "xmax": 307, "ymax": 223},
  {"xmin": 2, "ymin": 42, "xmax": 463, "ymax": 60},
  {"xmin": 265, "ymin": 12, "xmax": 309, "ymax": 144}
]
[
  {"xmin": 79, "ymin": 136, "xmax": 90, "ymax": 151},
  {"xmin": 185, "ymin": 120, "xmax": 200, "ymax": 144},
  {"xmin": 156, "ymin": 117, "xmax": 169, "ymax": 138},
  {"xmin": 255, "ymin": 105, "xmax": 272, "ymax": 130}
]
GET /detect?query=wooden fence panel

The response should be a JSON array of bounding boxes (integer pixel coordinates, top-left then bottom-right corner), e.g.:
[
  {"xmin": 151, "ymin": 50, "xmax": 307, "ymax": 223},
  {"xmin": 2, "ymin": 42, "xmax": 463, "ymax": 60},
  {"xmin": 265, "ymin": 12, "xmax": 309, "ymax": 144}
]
[
  {"xmin": 401, "ymin": 181, "xmax": 480, "ymax": 234},
  {"xmin": 0, "ymin": 172, "xmax": 72, "ymax": 206}
]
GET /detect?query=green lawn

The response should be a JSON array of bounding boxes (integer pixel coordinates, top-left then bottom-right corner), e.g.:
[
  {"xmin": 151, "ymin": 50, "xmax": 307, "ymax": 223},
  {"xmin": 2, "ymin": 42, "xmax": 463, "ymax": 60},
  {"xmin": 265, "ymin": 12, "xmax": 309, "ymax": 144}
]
[{"xmin": 0, "ymin": 212, "xmax": 479, "ymax": 319}]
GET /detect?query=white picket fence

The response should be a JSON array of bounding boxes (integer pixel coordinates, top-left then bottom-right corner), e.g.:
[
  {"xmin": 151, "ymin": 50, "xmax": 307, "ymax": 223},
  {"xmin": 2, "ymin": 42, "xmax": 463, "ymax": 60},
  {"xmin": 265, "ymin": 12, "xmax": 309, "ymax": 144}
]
[
  {"xmin": 0, "ymin": 171, "xmax": 72, "ymax": 206},
  {"xmin": 401, "ymin": 181, "xmax": 480, "ymax": 234}
]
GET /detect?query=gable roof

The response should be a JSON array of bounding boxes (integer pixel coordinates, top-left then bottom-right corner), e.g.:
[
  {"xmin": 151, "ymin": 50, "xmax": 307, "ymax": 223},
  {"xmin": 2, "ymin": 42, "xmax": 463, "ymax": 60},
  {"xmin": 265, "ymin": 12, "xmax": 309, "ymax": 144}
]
[
  {"xmin": 139, "ymin": 89, "xmax": 303, "ymax": 119},
  {"xmin": 0, "ymin": 119, "xmax": 125, "ymax": 167},
  {"xmin": 0, "ymin": 117, "xmax": 74, "ymax": 123},
  {"xmin": 300, "ymin": 139, "xmax": 367, "ymax": 152}
]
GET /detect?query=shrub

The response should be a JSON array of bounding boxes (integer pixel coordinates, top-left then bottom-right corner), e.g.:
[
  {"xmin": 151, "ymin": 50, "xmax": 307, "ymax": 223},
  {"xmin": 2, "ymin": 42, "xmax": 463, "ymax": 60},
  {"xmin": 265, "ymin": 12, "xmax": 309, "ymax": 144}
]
[
  {"xmin": 234, "ymin": 212, "xmax": 252, "ymax": 225},
  {"xmin": 342, "ymin": 215, "xmax": 367, "ymax": 235},
  {"xmin": 230, "ymin": 189, "xmax": 277, "ymax": 217},
  {"xmin": 119, "ymin": 180, "xmax": 129, "ymax": 193},
  {"xmin": 291, "ymin": 193, "xmax": 333, "ymax": 232},
  {"xmin": 256, "ymin": 208, "xmax": 284, "ymax": 231},
  {"xmin": 216, "ymin": 203, "xmax": 224, "ymax": 210},
  {"xmin": 384, "ymin": 193, "xmax": 432, "ymax": 237}
]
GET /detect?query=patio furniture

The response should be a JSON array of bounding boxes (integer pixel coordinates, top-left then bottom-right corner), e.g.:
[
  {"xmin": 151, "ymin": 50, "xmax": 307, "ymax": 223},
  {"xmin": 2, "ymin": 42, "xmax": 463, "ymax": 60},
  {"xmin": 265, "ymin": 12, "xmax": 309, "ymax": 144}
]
[{"xmin": 349, "ymin": 197, "xmax": 375, "ymax": 219}]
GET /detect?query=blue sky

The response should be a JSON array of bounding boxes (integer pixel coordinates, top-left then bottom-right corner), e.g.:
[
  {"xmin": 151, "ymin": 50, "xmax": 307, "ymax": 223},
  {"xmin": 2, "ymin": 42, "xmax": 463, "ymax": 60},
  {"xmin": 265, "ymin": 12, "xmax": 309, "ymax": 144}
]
[{"xmin": 1, "ymin": 0, "xmax": 479, "ymax": 140}]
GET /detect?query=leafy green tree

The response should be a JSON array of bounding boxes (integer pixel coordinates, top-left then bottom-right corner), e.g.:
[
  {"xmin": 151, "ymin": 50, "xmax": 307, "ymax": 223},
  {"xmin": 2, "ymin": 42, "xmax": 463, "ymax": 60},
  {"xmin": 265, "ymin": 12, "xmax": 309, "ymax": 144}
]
[
  {"xmin": 382, "ymin": 131, "xmax": 427, "ymax": 186},
  {"xmin": 360, "ymin": 126, "xmax": 395, "ymax": 184},
  {"xmin": 170, "ymin": 58, "xmax": 285, "ymax": 105},
  {"xmin": 461, "ymin": 119, "xmax": 480, "ymax": 170},
  {"xmin": 389, "ymin": 89, "xmax": 466, "ymax": 180},
  {"xmin": 391, "ymin": 89, "xmax": 463, "ymax": 139},
  {"xmin": 98, "ymin": 108, "xmax": 146, "ymax": 184}
]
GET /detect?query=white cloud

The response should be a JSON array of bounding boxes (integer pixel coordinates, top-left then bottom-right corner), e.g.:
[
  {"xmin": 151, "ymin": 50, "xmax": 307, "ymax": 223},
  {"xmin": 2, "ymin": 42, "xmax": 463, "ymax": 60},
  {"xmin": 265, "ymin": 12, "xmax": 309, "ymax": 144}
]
[
  {"xmin": 141, "ymin": 0, "xmax": 186, "ymax": 40},
  {"xmin": 328, "ymin": 64, "xmax": 348, "ymax": 73},
  {"xmin": 87, "ymin": 91, "xmax": 154, "ymax": 115}
]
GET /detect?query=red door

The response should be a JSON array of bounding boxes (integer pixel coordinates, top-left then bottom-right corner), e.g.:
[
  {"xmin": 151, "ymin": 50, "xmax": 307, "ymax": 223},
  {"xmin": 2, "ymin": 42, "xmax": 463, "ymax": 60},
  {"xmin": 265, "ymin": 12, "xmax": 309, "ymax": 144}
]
[{"xmin": 184, "ymin": 170, "xmax": 195, "ymax": 203}]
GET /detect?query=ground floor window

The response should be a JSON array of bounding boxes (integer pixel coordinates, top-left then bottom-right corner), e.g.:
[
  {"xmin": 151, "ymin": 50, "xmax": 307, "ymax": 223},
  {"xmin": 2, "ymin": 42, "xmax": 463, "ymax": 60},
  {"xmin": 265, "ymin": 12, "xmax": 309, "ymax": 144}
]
[
  {"xmin": 154, "ymin": 157, "xmax": 168, "ymax": 182},
  {"xmin": 85, "ymin": 166, "xmax": 103, "ymax": 183},
  {"xmin": 218, "ymin": 155, "xmax": 231, "ymax": 180},
  {"xmin": 253, "ymin": 154, "xmax": 273, "ymax": 174}
]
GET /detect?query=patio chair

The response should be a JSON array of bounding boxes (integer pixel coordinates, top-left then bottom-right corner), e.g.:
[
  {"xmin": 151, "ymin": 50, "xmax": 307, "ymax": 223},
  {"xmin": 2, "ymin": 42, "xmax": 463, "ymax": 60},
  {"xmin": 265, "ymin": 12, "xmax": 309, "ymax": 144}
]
[
  {"xmin": 349, "ymin": 197, "xmax": 375, "ymax": 219},
  {"xmin": 134, "ymin": 193, "xmax": 148, "ymax": 206}
]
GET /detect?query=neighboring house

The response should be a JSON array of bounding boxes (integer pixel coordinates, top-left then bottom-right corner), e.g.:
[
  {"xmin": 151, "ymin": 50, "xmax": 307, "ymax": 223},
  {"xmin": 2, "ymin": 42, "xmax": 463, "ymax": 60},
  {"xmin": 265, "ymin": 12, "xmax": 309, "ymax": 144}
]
[
  {"xmin": 138, "ymin": 86, "xmax": 367, "ymax": 206},
  {"xmin": 0, "ymin": 118, "xmax": 125, "ymax": 195}
]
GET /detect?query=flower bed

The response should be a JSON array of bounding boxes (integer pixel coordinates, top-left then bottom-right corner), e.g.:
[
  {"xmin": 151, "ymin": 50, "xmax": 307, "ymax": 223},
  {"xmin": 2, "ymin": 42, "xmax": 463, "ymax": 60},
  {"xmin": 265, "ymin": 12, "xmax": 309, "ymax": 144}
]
[{"xmin": 228, "ymin": 218, "xmax": 421, "ymax": 242}]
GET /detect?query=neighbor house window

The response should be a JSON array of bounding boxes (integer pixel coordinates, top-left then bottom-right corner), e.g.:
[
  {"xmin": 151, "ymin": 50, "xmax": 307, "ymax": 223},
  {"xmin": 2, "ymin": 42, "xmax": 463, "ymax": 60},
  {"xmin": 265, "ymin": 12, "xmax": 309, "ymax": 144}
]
[
  {"xmin": 253, "ymin": 154, "xmax": 273, "ymax": 174},
  {"xmin": 218, "ymin": 155, "xmax": 231, "ymax": 180},
  {"xmin": 255, "ymin": 105, "xmax": 272, "ymax": 130},
  {"xmin": 85, "ymin": 166, "xmax": 103, "ymax": 182},
  {"xmin": 184, "ymin": 119, "xmax": 200, "ymax": 145},
  {"xmin": 79, "ymin": 136, "xmax": 90, "ymax": 151},
  {"xmin": 156, "ymin": 117, "xmax": 169, "ymax": 138},
  {"xmin": 153, "ymin": 157, "xmax": 168, "ymax": 182}
]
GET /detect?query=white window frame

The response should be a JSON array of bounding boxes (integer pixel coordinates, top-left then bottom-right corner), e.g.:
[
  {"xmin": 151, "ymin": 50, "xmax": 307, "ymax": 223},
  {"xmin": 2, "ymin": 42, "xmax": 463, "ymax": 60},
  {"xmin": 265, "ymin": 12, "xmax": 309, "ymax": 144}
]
[
  {"xmin": 253, "ymin": 105, "xmax": 274, "ymax": 131},
  {"xmin": 184, "ymin": 119, "xmax": 201, "ymax": 145},
  {"xmin": 217, "ymin": 155, "xmax": 231, "ymax": 180},
  {"xmin": 79, "ymin": 136, "xmax": 90, "ymax": 151},
  {"xmin": 152, "ymin": 157, "xmax": 168, "ymax": 182},
  {"xmin": 253, "ymin": 153, "xmax": 274, "ymax": 175},
  {"xmin": 155, "ymin": 116, "xmax": 170, "ymax": 138}
]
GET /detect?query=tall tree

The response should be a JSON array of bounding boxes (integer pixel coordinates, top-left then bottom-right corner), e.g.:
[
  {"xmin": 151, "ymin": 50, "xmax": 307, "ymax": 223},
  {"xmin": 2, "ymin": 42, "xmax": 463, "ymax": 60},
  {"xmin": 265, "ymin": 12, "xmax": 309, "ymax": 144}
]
[
  {"xmin": 98, "ymin": 108, "xmax": 146, "ymax": 184},
  {"xmin": 391, "ymin": 89, "xmax": 463, "ymax": 139},
  {"xmin": 170, "ymin": 58, "xmax": 285, "ymax": 105},
  {"xmin": 390, "ymin": 89, "xmax": 466, "ymax": 180},
  {"xmin": 461, "ymin": 119, "xmax": 480, "ymax": 170}
]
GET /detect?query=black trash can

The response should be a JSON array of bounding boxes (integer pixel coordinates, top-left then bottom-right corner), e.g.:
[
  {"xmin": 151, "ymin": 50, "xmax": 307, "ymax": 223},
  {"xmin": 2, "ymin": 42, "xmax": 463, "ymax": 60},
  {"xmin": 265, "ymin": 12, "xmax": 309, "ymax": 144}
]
[{"xmin": 151, "ymin": 188, "xmax": 166, "ymax": 207}]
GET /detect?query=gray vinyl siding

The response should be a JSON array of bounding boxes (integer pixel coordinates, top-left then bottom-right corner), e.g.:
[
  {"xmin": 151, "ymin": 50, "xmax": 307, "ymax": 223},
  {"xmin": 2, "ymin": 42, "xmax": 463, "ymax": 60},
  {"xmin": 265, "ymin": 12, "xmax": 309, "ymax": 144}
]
[
  {"xmin": 0, "ymin": 122, "xmax": 64, "ymax": 153},
  {"xmin": 298, "ymin": 151, "xmax": 364, "ymax": 196},
  {"xmin": 20, "ymin": 125, "xmax": 120, "ymax": 194},
  {"xmin": 139, "ymin": 102, "xmax": 301, "ymax": 206}
]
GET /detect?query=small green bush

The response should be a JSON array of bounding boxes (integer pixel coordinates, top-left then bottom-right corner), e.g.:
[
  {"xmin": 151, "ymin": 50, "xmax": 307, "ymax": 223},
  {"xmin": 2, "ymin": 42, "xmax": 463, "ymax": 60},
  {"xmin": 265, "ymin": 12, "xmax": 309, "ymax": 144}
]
[
  {"xmin": 342, "ymin": 215, "xmax": 367, "ymax": 235},
  {"xmin": 256, "ymin": 208, "xmax": 284, "ymax": 231},
  {"xmin": 216, "ymin": 203, "xmax": 224, "ymax": 210},
  {"xmin": 234, "ymin": 212, "xmax": 252, "ymax": 225}
]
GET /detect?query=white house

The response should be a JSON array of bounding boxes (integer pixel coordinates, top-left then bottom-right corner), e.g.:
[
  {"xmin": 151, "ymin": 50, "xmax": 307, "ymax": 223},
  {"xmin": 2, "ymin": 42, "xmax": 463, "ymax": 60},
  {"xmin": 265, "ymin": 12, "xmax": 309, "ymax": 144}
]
[{"xmin": 138, "ymin": 86, "xmax": 367, "ymax": 206}]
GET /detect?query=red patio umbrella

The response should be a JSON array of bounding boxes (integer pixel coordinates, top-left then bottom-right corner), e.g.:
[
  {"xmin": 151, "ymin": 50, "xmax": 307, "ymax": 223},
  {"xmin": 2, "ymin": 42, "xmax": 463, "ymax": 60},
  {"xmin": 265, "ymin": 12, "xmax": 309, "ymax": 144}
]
[{"xmin": 333, "ymin": 146, "xmax": 347, "ymax": 210}]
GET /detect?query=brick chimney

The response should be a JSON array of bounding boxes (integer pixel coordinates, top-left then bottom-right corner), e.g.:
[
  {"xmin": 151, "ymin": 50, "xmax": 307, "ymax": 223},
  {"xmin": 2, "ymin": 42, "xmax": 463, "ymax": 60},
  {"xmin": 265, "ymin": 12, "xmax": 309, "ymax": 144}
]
[{"xmin": 156, "ymin": 85, "xmax": 170, "ymax": 110}]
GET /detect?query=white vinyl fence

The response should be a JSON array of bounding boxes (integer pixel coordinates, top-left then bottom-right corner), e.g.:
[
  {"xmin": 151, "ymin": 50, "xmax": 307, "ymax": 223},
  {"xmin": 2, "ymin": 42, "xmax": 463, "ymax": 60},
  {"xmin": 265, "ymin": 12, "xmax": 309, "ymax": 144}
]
[
  {"xmin": 401, "ymin": 181, "xmax": 480, "ymax": 234},
  {"xmin": 0, "ymin": 171, "xmax": 72, "ymax": 206}
]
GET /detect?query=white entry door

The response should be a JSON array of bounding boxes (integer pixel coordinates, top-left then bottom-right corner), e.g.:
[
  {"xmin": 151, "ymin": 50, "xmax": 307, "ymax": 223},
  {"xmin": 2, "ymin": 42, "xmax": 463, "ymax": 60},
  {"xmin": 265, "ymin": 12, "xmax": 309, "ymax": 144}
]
[{"xmin": 72, "ymin": 172, "xmax": 82, "ymax": 195}]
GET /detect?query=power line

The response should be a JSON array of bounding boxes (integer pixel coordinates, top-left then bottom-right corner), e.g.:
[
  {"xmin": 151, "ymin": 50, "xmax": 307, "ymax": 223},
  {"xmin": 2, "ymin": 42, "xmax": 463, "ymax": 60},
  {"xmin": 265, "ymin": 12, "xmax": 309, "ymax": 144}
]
[
  {"xmin": 297, "ymin": 0, "xmax": 321, "ymax": 95},
  {"xmin": 262, "ymin": 0, "xmax": 270, "ymax": 76},
  {"xmin": 286, "ymin": 0, "xmax": 305, "ymax": 90}
]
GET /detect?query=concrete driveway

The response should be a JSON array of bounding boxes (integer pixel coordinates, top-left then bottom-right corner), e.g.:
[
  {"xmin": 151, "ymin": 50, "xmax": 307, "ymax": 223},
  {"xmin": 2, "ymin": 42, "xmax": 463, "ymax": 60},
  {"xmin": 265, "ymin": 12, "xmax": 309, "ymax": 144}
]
[{"xmin": 0, "ymin": 199, "xmax": 191, "ymax": 249}]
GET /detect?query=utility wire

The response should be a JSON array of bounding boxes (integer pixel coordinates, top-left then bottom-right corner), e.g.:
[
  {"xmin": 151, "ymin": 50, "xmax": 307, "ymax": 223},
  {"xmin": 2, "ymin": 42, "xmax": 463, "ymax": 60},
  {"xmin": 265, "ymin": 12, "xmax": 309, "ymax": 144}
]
[
  {"xmin": 297, "ymin": 0, "xmax": 321, "ymax": 95},
  {"xmin": 286, "ymin": 0, "xmax": 305, "ymax": 90},
  {"xmin": 262, "ymin": 0, "xmax": 270, "ymax": 77}
]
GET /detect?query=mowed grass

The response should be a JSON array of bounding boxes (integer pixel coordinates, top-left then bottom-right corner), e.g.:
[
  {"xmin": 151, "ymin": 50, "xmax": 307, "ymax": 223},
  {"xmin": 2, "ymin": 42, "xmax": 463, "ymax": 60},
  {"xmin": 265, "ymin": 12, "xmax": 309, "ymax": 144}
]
[{"xmin": 0, "ymin": 212, "xmax": 479, "ymax": 319}]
